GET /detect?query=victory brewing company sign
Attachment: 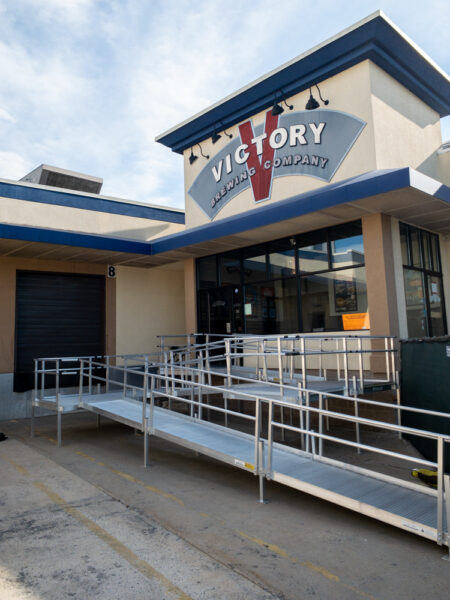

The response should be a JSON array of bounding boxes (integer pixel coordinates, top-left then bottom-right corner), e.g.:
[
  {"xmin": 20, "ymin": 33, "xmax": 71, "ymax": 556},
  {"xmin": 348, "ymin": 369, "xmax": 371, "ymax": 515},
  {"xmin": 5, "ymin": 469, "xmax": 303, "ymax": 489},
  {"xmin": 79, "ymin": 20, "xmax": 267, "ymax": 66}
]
[{"xmin": 188, "ymin": 109, "xmax": 366, "ymax": 220}]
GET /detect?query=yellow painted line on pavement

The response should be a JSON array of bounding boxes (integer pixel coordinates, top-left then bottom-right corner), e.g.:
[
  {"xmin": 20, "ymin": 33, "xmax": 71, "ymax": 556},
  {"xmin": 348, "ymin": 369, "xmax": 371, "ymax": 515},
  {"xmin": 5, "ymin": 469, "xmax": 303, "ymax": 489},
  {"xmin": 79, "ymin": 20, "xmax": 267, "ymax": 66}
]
[
  {"xmin": 1, "ymin": 450, "xmax": 192, "ymax": 600},
  {"xmin": 237, "ymin": 530, "xmax": 377, "ymax": 600},
  {"xmin": 1, "ymin": 455, "xmax": 30, "ymax": 477},
  {"xmin": 75, "ymin": 450, "xmax": 184, "ymax": 507},
  {"xmin": 31, "ymin": 480, "xmax": 192, "ymax": 600},
  {"xmin": 23, "ymin": 423, "xmax": 375, "ymax": 599}
]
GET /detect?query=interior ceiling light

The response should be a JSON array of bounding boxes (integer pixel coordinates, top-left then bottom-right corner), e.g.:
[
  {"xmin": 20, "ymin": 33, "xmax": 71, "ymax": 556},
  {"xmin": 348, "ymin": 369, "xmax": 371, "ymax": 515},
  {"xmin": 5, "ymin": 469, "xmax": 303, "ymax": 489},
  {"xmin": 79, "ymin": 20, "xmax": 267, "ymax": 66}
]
[
  {"xmin": 189, "ymin": 143, "xmax": 209, "ymax": 165},
  {"xmin": 272, "ymin": 90, "xmax": 294, "ymax": 116},
  {"xmin": 305, "ymin": 84, "xmax": 329, "ymax": 110}
]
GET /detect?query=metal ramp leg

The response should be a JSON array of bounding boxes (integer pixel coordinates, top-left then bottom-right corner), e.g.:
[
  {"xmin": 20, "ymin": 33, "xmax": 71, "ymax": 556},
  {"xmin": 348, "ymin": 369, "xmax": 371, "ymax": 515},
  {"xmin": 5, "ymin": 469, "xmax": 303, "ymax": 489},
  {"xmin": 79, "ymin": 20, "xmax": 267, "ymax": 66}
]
[
  {"xmin": 57, "ymin": 411, "xmax": 62, "ymax": 448},
  {"xmin": 144, "ymin": 429, "xmax": 149, "ymax": 468},
  {"xmin": 258, "ymin": 439, "xmax": 267, "ymax": 504},
  {"xmin": 31, "ymin": 402, "xmax": 35, "ymax": 438},
  {"xmin": 443, "ymin": 474, "xmax": 450, "ymax": 561}
]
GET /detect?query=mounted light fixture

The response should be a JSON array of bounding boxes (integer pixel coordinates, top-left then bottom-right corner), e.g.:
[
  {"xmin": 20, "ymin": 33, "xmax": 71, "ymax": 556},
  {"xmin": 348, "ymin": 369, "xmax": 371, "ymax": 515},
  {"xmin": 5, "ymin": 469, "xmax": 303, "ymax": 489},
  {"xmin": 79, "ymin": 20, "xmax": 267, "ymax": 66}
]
[
  {"xmin": 189, "ymin": 143, "xmax": 209, "ymax": 165},
  {"xmin": 188, "ymin": 148, "xmax": 198, "ymax": 164},
  {"xmin": 272, "ymin": 90, "xmax": 294, "ymax": 116},
  {"xmin": 305, "ymin": 84, "xmax": 329, "ymax": 110},
  {"xmin": 211, "ymin": 122, "xmax": 233, "ymax": 144}
]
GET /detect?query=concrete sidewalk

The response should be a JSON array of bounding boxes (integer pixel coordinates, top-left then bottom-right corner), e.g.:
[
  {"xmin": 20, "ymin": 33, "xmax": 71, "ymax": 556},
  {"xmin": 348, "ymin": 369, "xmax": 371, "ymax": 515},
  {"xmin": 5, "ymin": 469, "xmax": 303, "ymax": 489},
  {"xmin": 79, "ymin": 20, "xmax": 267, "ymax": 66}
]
[
  {"xmin": 0, "ymin": 414, "xmax": 449, "ymax": 599},
  {"xmin": 0, "ymin": 438, "xmax": 273, "ymax": 599}
]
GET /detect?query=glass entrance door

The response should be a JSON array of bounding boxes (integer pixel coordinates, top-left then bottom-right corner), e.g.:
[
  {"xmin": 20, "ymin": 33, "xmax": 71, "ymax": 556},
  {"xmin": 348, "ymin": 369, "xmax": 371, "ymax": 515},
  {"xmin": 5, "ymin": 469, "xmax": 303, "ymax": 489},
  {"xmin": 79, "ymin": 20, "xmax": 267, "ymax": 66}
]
[{"xmin": 198, "ymin": 286, "xmax": 243, "ymax": 334}]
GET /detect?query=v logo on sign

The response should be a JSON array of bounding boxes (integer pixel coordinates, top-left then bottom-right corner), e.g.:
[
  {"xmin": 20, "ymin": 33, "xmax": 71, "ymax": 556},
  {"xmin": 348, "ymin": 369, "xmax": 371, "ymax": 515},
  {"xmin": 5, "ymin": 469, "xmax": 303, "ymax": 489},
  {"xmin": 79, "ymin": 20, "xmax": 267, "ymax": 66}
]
[{"xmin": 238, "ymin": 110, "xmax": 279, "ymax": 203}]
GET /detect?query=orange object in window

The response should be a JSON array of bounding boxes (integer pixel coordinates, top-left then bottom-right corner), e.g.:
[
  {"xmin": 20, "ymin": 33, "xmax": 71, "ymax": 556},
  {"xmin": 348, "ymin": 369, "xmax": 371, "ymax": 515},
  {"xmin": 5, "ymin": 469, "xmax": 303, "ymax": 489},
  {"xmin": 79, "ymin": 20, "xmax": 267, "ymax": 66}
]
[{"xmin": 342, "ymin": 312, "xmax": 370, "ymax": 330}]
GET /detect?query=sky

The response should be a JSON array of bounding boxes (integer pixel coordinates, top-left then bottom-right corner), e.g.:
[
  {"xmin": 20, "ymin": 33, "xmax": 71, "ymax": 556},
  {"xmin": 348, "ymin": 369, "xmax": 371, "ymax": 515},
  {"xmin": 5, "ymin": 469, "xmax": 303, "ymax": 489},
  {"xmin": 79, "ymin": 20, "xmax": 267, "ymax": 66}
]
[{"xmin": 0, "ymin": 0, "xmax": 448, "ymax": 210}]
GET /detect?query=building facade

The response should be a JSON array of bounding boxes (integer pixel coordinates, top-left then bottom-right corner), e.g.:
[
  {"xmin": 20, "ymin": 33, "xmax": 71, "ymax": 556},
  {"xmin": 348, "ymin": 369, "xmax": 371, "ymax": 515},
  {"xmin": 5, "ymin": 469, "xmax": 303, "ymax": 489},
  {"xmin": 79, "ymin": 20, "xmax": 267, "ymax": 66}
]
[{"xmin": 0, "ymin": 11, "xmax": 449, "ymax": 419}]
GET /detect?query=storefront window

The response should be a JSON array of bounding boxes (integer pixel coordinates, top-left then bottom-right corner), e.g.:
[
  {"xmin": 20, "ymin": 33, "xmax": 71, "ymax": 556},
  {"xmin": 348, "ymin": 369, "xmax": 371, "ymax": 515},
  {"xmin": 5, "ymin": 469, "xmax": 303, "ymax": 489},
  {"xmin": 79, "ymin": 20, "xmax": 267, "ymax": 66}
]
[
  {"xmin": 219, "ymin": 251, "xmax": 241, "ymax": 286},
  {"xmin": 197, "ymin": 255, "xmax": 217, "ymax": 289},
  {"xmin": 329, "ymin": 221, "xmax": 364, "ymax": 268},
  {"xmin": 196, "ymin": 219, "xmax": 368, "ymax": 334},
  {"xmin": 410, "ymin": 228, "xmax": 422, "ymax": 268},
  {"xmin": 399, "ymin": 223, "xmax": 446, "ymax": 337},
  {"xmin": 298, "ymin": 230, "xmax": 328, "ymax": 273},
  {"xmin": 243, "ymin": 246, "xmax": 267, "ymax": 283},
  {"xmin": 245, "ymin": 278, "xmax": 297, "ymax": 334},
  {"xmin": 269, "ymin": 249, "xmax": 296, "ymax": 279},
  {"xmin": 403, "ymin": 269, "xmax": 427, "ymax": 337},
  {"xmin": 428, "ymin": 275, "xmax": 445, "ymax": 337},
  {"xmin": 301, "ymin": 267, "xmax": 368, "ymax": 332}
]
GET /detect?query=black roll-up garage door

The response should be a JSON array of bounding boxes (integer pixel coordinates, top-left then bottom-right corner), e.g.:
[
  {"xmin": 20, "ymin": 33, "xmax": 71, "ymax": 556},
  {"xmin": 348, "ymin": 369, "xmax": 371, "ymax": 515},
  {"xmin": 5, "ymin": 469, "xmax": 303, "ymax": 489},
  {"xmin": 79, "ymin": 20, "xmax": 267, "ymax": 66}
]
[{"xmin": 15, "ymin": 271, "xmax": 105, "ymax": 392}]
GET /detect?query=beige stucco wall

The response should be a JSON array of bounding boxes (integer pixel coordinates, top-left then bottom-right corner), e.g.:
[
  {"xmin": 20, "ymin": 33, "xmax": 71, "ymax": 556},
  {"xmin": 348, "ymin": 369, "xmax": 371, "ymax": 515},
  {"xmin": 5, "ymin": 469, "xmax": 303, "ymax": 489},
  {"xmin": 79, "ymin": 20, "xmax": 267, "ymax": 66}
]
[
  {"xmin": 183, "ymin": 259, "xmax": 197, "ymax": 334},
  {"xmin": 115, "ymin": 262, "xmax": 186, "ymax": 356},
  {"xmin": 369, "ymin": 62, "xmax": 443, "ymax": 178},
  {"xmin": 0, "ymin": 184, "xmax": 185, "ymax": 242},
  {"xmin": 437, "ymin": 149, "xmax": 450, "ymax": 186}
]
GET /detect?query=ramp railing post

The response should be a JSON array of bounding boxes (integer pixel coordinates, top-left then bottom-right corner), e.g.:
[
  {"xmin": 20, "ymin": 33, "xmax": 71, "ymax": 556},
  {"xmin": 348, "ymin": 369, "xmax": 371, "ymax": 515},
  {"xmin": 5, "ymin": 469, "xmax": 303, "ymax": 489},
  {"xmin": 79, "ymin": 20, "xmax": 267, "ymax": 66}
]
[
  {"xmin": 385, "ymin": 336, "xmax": 390, "ymax": 383},
  {"xmin": 262, "ymin": 339, "xmax": 268, "ymax": 381},
  {"xmin": 123, "ymin": 357, "xmax": 128, "ymax": 398},
  {"xmin": 277, "ymin": 336, "xmax": 283, "ymax": 387},
  {"xmin": 305, "ymin": 390, "xmax": 311, "ymax": 454},
  {"xmin": 301, "ymin": 337, "xmax": 306, "ymax": 390},
  {"xmin": 225, "ymin": 339, "xmax": 232, "ymax": 386},
  {"xmin": 170, "ymin": 350, "xmax": 175, "ymax": 397},
  {"xmin": 56, "ymin": 360, "xmax": 62, "ymax": 448},
  {"xmin": 318, "ymin": 393, "xmax": 323, "ymax": 457},
  {"xmin": 298, "ymin": 382, "xmax": 305, "ymax": 450},
  {"xmin": 143, "ymin": 365, "xmax": 149, "ymax": 468},
  {"xmin": 289, "ymin": 337, "xmax": 294, "ymax": 381},
  {"xmin": 396, "ymin": 370, "xmax": 402, "ymax": 440},
  {"xmin": 358, "ymin": 337, "xmax": 364, "ymax": 393},
  {"xmin": 163, "ymin": 351, "xmax": 169, "ymax": 394},
  {"xmin": 258, "ymin": 438, "xmax": 266, "ymax": 504},
  {"xmin": 352, "ymin": 375, "xmax": 361, "ymax": 454},
  {"xmin": 267, "ymin": 400, "xmax": 274, "ymax": 477},
  {"xmin": 149, "ymin": 374, "xmax": 155, "ymax": 430},
  {"xmin": 31, "ymin": 359, "xmax": 38, "ymax": 438},
  {"xmin": 319, "ymin": 338, "xmax": 323, "ymax": 379},
  {"xmin": 336, "ymin": 337, "xmax": 340, "ymax": 381},
  {"xmin": 78, "ymin": 360, "xmax": 84, "ymax": 405},
  {"xmin": 437, "ymin": 437, "xmax": 444, "ymax": 546},
  {"xmin": 444, "ymin": 468, "xmax": 450, "ymax": 559},
  {"xmin": 88, "ymin": 357, "xmax": 93, "ymax": 396},
  {"xmin": 254, "ymin": 398, "xmax": 261, "ymax": 473},
  {"xmin": 41, "ymin": 359, "xmax": 46, "ymax": 402},
  {"xmin": 106, "ymin": 356, "xmax": 110, "ymax": 393},
  {"xmin": 343, "ymin": 337, "xmax": 349, "ymax": 396},
  {"xmin": 390, "ymin": 337, "xmax": 396, "ymax": 385},
  {"xmin": 198, "ymin": 351, "xmax": 204, "ymax": 420},
  {"xmin": 142, "ymin": 359, "xmax": 148, "ymax": 429}
]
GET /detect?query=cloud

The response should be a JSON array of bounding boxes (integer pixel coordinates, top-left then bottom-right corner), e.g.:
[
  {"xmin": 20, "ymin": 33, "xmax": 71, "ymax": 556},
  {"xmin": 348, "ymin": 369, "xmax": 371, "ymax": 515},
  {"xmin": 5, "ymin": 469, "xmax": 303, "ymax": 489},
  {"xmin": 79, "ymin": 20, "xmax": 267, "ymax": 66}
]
[
  {"xmin": 0, "ymin": 0, "xmax": 448, "ymax": 210},
  {"xmin": 0, "ymin": 108, "xmax": 15, "ymax": 123},
  {"xmin": 0, "ymin": 151, "xmax": 32, "ymax": 180}
]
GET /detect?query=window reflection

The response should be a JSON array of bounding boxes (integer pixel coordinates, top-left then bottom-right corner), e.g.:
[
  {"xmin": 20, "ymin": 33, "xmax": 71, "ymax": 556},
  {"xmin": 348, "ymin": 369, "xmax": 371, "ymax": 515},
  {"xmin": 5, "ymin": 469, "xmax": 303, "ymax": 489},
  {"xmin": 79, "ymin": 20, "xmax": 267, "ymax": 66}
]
[
  {"xmin": 269, "ymin": 249, "xmax": 296, "ymax": 278},
  {"xmin": 245, "ymin": 278, "xmax": 297, "ymax": 334},
  {"xmin": 196, "ymin": 220, "xmax": 370, "ymax": 334},
  {"xmin": 403, "ymin": 269, "xmax": 427, "ymax": 337},
  {"xmin": 301, "ymin": 267, "xmax": 368, "ymax": 332}
]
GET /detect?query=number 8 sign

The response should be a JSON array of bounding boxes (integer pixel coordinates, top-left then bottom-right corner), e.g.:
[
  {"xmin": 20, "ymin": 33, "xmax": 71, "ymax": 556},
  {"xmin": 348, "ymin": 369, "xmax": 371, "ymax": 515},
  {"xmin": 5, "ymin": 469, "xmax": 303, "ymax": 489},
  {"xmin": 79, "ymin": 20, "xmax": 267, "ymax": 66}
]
[{"xmin": 107, "ymin": 265, "xmax": 116, "ymax": 278}]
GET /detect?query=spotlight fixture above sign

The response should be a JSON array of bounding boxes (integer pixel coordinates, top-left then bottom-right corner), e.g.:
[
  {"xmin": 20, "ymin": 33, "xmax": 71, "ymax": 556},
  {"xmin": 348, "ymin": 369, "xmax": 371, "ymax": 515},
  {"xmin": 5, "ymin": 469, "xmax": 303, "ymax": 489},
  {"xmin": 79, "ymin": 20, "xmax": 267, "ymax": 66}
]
[
  {"xmin": 189, "ymin": 143, "xmax": 210, "ymax": 165},
  {"xmin": 211, "ymin": 123, "xmax": 233, "ymax": 144},
  {"xmin": 306, "ymin": 84, "xmax": 329, "ymax": 110},
  {"xmin": 272, "ymin": 90, "xmax": 294, "ymax": 116}
]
